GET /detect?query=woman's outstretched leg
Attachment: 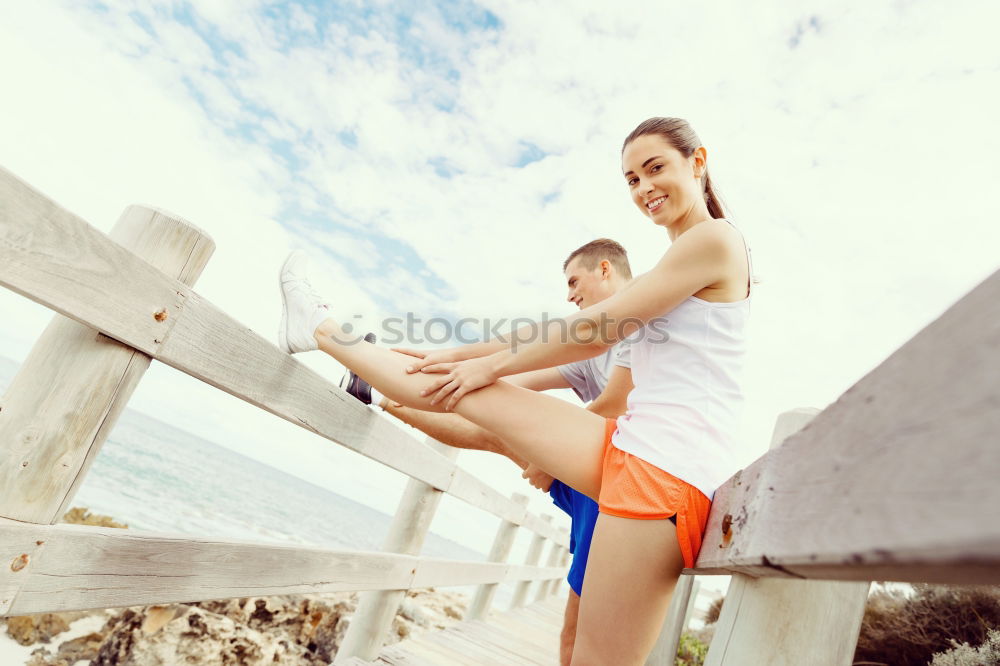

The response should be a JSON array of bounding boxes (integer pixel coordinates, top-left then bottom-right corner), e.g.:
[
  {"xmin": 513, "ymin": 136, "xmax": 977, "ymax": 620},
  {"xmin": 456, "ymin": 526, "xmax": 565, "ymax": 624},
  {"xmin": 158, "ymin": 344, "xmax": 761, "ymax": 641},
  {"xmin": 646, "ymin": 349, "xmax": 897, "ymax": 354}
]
[
  {"xmin": 279, "ymin": 251, "xmax": 607, "ymax": 497},
  {"xmin": 572, "ymin": 514, "xmax": 685, "ymax": 665}
]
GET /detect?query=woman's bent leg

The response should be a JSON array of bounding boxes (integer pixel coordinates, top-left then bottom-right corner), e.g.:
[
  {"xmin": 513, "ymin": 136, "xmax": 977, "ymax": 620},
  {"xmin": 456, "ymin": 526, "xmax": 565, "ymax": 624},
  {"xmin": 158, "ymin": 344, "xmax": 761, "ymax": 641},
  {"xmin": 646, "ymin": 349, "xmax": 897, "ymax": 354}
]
[
  {"xmin": 315, "ymin": 319, "xmax": 607, "ymax": 498},
  {"xmin": 572, "ymin": 514, "xmax": 685, "ymax": 665}
]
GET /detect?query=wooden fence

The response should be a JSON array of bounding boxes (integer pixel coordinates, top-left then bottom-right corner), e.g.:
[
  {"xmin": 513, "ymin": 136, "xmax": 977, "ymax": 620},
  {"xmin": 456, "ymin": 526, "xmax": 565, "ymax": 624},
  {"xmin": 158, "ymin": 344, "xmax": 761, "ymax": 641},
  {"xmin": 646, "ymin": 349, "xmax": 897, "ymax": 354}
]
[
  {"xmin": 1, "ymin": 163, "xmax": 998, "ymax": 665},
  {"xmin": 0, "ymin": 167, "xmax": 572, "ymax": 663}
]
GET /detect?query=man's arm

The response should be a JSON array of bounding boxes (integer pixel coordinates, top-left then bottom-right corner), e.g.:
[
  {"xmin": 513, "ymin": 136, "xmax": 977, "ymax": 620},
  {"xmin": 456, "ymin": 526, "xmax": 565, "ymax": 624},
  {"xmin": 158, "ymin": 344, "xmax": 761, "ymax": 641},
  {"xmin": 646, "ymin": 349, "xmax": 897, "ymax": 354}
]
[
  {"xmin": 504, "ymin": 367, "xmax": 572, "ymax": 392},
  {"xmin": 585, "ymin": 365, "xmax": 633, "ymax": 418}
]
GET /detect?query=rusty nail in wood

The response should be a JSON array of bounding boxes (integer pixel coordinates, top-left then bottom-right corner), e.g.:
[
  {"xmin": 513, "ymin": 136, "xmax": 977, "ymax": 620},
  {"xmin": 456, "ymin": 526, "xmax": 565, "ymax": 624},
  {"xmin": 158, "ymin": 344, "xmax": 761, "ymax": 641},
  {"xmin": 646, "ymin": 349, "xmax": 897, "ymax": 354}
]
[
  {"xmin": 721, "ymin": 514, "xmax": 733, "ymax": 535},
  {"xmin": 11, "ymin": 554, "xmax": 29, "ymax": 572},
  {"xmin": 154, "ymin": 308, "xmax": 168, "ymax": 322}
]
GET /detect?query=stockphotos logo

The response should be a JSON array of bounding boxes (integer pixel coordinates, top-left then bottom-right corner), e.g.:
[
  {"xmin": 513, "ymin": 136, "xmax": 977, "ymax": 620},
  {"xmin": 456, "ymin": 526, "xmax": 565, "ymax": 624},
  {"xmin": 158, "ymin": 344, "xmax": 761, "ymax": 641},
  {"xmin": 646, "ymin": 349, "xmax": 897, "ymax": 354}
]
[{"xmin": 331, "ymin": 312, "xmax": 669, "ymax": 350}]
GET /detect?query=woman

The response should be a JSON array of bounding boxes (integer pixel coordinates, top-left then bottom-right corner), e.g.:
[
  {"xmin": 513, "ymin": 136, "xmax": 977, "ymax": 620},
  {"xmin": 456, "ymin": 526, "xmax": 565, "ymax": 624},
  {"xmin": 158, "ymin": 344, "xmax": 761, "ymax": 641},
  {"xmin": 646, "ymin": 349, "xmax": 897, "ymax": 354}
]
[{"xmin": 279, "ymin": 117, "xmax": 751, "ymax": 665}]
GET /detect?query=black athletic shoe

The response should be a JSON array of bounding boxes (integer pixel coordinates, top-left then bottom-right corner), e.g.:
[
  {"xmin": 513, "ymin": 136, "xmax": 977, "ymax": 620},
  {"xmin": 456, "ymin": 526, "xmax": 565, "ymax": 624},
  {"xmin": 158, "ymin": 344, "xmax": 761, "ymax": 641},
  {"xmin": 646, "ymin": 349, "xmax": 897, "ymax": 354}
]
[{"xmin": 340, "ymin": 332, "xmax": 376, "ymax": 404}]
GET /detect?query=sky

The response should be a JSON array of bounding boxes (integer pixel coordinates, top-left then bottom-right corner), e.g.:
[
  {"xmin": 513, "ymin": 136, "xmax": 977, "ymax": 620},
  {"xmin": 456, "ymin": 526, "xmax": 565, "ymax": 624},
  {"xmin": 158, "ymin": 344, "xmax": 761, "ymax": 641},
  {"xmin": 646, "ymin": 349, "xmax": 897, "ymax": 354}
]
[{"xmin": 1, "ymin": 0, "xmax": 999, "ymax": 562}]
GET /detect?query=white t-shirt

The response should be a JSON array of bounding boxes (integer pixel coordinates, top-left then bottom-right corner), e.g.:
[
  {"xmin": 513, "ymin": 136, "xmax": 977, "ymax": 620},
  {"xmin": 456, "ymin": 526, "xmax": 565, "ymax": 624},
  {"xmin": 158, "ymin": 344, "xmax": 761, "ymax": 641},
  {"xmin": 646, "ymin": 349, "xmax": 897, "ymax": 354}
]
[
  {"xmin": 612, "ymin": 220, "xmax": 752, "ymax": 500},
  {"xmin": 557, "ymin": 342, "xmax": 631, "ymax": 402}
]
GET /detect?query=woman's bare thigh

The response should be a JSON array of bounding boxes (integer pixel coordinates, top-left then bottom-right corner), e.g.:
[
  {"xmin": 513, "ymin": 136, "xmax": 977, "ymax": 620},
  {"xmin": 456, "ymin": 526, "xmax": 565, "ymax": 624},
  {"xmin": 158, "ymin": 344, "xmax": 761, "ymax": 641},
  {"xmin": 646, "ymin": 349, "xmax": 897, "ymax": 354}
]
[
  {"xmin": 572, "ymin": 513, "xmax": 685, "ymax": 665},
  {"xmin": 454, "ymin": 382, "xmax": 607, "ymax": 499}
]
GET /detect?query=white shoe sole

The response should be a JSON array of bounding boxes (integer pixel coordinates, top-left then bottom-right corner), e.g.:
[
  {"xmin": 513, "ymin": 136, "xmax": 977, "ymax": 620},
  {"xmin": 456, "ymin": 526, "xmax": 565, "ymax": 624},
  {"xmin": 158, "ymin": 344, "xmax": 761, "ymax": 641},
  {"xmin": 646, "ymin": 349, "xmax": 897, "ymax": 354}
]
[{"xmin": 277, "ymin": 251, "xmax": 300, "ymax": 354}]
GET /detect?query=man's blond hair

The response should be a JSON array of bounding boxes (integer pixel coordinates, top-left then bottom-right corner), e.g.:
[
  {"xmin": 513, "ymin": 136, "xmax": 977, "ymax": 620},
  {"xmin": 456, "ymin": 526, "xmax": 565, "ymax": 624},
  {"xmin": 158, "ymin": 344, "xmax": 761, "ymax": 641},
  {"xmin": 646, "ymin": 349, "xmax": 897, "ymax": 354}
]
[{"xmin": 563, "ymin": 238, "xmax": 632, "ymax": 280}]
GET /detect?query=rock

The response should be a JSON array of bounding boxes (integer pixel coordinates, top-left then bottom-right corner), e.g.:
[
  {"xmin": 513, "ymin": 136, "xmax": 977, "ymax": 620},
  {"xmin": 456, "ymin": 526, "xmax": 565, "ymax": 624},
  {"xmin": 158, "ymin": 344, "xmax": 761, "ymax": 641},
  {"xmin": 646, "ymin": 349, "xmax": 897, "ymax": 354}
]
[
  {"xmin": 5, "ymin": 613, "xmax": 74, "ymax": 645},
  {"xmin": 93, "ymin": 605, "xmax": 320, "ymax": 665},
  {"xmin": 405, "ymin": 588, "xmax": 468, "ymax": 629},
  {"xmin": 193, "ymin": 593, "xmax": 357, "ymax": 662},
  {"xmin": 57, "ymin": 630, "xmax": 105, "ymax": 663},
  {"xmin": 24, "ymin": 647, "xmax": 67, "ymax": 666},
  {"xmin": 24, "ymin": 631, "xmax": 106, "ymax": 665},
  {"xmin": 60, "ymin": 506, "xmax": 128, "ymax": 529}
]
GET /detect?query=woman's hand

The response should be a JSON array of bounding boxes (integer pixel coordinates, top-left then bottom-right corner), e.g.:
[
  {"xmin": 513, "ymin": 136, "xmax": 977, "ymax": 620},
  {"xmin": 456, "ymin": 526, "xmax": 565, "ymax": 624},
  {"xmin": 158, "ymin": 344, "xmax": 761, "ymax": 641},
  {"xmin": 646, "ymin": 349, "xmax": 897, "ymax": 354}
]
[{"xmin": 418, "ymin": 354, "xmax": 501, "ymax": 411}]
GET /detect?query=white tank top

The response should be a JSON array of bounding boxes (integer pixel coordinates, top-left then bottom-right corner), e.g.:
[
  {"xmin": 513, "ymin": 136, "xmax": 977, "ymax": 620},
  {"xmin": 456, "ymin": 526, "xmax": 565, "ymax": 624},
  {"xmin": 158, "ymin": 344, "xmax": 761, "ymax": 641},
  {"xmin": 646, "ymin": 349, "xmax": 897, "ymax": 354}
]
[{"xmin": 611, "ymin": 219, "xmax": 752, "ymax": 500}]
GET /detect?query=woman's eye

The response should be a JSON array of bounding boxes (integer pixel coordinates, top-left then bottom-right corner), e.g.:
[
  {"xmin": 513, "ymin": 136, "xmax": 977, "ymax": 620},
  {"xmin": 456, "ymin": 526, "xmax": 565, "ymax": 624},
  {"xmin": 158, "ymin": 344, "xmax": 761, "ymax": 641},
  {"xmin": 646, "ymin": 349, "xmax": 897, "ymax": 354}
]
[
  {"xmin": 650, "ymin": 164, "xmax": 662, "ymax": 172},
  {"xmin": 627, "ymin": 177, "xmax": 638, "ymax": 186}
]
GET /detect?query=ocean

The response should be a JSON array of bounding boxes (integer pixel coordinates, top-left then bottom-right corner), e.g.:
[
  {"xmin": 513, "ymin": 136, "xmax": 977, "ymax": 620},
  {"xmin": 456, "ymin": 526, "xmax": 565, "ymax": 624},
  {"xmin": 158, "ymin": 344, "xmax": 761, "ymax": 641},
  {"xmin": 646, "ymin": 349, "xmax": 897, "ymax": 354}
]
[{"xmin": 73, "ymin": 408, "xmax": 484, "ymax": 561}]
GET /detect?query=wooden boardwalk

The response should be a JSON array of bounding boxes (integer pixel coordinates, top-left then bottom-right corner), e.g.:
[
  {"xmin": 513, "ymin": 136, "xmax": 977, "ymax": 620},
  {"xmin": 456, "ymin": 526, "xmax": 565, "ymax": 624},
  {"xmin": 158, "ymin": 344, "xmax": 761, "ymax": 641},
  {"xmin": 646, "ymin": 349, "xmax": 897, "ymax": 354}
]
[{"xmin": 340, "ymin": 593, "xmax": 567, "ymax": 665}]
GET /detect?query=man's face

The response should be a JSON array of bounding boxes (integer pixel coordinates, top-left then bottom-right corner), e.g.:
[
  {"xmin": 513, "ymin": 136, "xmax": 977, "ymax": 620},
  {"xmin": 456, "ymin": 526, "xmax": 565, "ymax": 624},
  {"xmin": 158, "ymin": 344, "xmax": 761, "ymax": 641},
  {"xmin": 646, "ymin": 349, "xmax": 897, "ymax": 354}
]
[{"xmin": 564, "ymin": 257, "xmax": 612, "ymax": 309}]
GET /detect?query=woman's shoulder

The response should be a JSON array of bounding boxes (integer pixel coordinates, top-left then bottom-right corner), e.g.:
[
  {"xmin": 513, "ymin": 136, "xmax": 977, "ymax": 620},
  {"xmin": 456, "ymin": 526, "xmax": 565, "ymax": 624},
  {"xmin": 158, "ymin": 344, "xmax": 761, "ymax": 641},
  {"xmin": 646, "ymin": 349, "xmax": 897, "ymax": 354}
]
[{"xmin": 671, "ymin": 218, "xmax": 743, "ymax": 257}]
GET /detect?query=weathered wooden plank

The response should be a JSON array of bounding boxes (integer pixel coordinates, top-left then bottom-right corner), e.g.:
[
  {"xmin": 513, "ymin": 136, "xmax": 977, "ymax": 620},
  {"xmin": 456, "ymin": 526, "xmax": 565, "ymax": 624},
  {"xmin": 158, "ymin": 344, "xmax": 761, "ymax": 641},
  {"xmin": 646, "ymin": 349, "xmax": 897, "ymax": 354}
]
[
  {"xmin": 376, "ymin": 645, "xmax": 431, "ymax": 665},
  {"xmin": 451, "ymin": 619, "xmax": 553, "ymax": 664},
  {"xmin": 376, "ymin": 596, "xmax": 566, "ymax": 666},
  {"xmin": 0, "ymin": 168, "xmax": 190, "ymax": 356},
  {"xmin": 0, "ymin": 520, "xmax": 413, "ymax": 614},
  {"xmin": 705, "ymin": 410, "xmax": 870, "ymax": 666},
  {"xmin": 411, "ymin": 559, "xmax": 562, "ymax": 590},
  {"xmin": 388, "ymin": 638, "xmax": 474, "ymax": 665},
  {"xmin": 0, "ymin": 203, "xmax": 214, "ymax": 524},
  {"xmin": 424, "ymin": 628, "xmax": 536, "ymax": 666},
  {"xmin": 0, "ymin": 168, "xmax": 569, "ymax": 548},
  {"xmin": 0, "ymin": 521, "xmax": 560, "ymax": 615},
  {"xmin": 695, "ymin": 269, "xmax": 1000, "ymax": 582}
]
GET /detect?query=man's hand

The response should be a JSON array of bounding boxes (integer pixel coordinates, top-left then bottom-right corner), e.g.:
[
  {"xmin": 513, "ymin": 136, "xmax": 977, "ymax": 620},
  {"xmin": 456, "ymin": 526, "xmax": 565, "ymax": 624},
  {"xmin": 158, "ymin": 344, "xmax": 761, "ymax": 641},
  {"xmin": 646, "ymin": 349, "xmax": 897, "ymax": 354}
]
[
  {"xmin": 522, "ymin": 464, "xmax": 554, "ymax": 492},
  {"xmin": 396, "ymin": 346, "xmax": 482, "ymax": 374}
]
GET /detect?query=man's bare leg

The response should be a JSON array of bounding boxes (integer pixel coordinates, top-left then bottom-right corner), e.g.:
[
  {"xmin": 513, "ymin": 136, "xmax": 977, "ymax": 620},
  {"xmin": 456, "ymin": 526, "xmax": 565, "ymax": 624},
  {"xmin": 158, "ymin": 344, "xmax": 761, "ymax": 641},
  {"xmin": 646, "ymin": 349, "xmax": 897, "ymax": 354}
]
[{"xmin": 561, "ymin": 590, "xmax": 580, "ymax": 666}]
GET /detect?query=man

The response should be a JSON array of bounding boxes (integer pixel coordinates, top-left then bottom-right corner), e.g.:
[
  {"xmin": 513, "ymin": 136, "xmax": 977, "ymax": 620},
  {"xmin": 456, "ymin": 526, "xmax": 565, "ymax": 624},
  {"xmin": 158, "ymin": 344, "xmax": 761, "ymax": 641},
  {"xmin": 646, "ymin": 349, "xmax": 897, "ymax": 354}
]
[{"xmin": 343, "ymin": 239, "xmax": 633, "ymax": 665}]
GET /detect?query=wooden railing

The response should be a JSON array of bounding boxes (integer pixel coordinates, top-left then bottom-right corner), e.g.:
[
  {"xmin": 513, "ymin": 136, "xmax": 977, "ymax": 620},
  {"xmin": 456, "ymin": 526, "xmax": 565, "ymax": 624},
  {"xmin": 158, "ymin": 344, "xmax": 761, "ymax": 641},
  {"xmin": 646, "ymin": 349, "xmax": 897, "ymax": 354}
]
[
  {"xmin": 2, "ymin": 163, "xmax": 998, "ymax": 665},
  {"xmin": 0, "ymin": 166, "xmax": 571, "ymax": 663}
]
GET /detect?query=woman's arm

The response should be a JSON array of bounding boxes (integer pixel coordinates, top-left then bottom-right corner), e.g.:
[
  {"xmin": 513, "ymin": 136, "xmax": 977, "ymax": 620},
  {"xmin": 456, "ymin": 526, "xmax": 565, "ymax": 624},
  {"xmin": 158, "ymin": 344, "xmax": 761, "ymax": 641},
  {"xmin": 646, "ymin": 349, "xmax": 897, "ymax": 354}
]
[{"xmin": 422, "ymin": 220, "xmax": 739, "ymax": 408}]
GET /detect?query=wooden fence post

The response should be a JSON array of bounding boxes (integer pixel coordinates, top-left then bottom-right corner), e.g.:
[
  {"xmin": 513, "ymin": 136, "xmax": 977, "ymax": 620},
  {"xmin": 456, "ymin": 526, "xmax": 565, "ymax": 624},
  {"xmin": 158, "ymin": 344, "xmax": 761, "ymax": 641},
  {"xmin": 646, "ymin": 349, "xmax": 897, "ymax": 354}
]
[
  {"xmin": 465, "ymin": 492, "xmax": 529, "ymax": 621},
  {"xmin": 704, "ymin": 408, "xmax": 871, "ymax": 666},
  {"xmin": 645, "ymin": 574, "xmax": 698, "ymax": 665},
  {"xmin": 335, "ymin": 438, "xmax": 459, "ymax": 663},
  {"xmin": 545, "ymin": 535, "xmax": 570, "ymax": 597},
  {"xmin": 0, "ymin": 205, "xmax": 214, "ymax": 524},
  {"xmin": 510, "ymin": 514, "xmax": 551, "ymax": 609},
  {"xmin": 682, "ymin": 579, "xmax": 700, "ymax": 632},
  {"xmin": 535, "ymin": 534, "xmax": 565, "ymax": 603}
]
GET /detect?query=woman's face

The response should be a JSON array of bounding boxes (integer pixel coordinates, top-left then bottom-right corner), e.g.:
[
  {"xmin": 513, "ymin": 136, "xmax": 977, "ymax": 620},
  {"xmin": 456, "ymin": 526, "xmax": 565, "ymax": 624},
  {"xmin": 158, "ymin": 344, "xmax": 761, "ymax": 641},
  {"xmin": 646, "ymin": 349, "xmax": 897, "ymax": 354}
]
[{"xmin": 622, "ymin": 134, "xmax": 704, "ymax": 227}]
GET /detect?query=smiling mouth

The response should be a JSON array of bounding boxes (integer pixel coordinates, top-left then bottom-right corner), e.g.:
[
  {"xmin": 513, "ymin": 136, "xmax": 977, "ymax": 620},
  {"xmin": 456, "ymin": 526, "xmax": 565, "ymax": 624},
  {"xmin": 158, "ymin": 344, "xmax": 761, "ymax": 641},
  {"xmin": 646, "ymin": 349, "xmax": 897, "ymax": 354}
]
[{"xmin": 646, "ymin": 196, "xmax": 667, "ymax": 211}]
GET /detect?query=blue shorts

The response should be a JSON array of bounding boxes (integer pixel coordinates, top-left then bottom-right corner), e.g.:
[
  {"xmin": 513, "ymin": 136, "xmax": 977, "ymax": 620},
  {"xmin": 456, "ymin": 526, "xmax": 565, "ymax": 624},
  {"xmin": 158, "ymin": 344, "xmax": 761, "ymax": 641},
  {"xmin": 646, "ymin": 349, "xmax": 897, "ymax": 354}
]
[
  {"xmin": 548, "ymin": 480, "xmax": 599, "ymax": 596},
  {"xmin": 549, "ymin": 479, "xmax": 677, "ymax": 596}
]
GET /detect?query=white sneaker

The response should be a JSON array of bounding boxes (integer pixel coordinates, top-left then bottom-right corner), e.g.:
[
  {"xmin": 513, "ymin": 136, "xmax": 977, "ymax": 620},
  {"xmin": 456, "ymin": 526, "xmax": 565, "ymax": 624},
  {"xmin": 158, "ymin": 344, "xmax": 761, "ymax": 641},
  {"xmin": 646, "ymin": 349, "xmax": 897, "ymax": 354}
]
[{"xmin": 278, "ymin": 251, "xmax": 331, "ymax": 354}]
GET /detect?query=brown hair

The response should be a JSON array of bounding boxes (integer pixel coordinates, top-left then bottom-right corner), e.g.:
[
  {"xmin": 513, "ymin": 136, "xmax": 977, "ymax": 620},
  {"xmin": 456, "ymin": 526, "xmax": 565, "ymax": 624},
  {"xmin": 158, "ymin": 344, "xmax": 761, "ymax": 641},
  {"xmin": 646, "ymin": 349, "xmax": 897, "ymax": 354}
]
[
  {"xmin": 563, "ymin": 238, "xmax": 633, "ymax": 281},
  {"xmin": 622, "ymin": 117, "xmax": 727, "ymax": 219}
]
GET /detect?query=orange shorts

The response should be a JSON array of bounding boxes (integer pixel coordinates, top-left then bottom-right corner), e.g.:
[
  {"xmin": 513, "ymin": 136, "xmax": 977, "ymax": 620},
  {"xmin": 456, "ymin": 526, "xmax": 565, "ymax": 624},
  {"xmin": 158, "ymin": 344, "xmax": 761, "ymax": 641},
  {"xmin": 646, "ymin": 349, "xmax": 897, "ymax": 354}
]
[{"xmin": 597, "ymin": 418, "xmax": 713, "ymax": 569}]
